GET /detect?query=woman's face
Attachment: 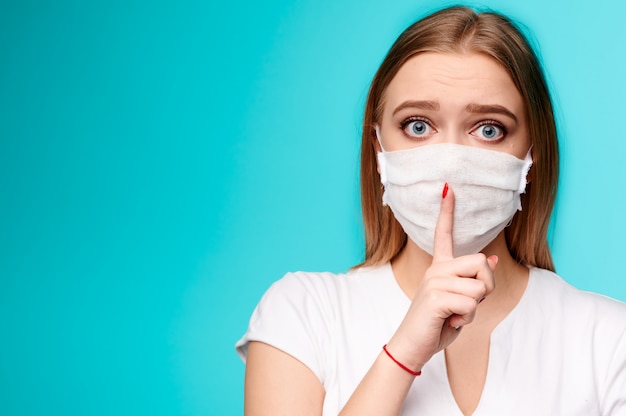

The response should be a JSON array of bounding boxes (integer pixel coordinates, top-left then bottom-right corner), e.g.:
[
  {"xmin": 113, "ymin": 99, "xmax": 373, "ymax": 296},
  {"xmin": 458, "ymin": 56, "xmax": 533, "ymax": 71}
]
[{"xmin": 377, "ymin": 52, "xmax": 530, "ymax": 159}]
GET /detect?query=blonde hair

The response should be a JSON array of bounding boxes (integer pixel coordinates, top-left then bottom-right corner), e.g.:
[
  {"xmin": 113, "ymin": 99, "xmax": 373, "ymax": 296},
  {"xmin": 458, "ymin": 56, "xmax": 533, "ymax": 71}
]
[{"xmin": 359, "ymin": 6, "xmax": 559, "ymax": 271}]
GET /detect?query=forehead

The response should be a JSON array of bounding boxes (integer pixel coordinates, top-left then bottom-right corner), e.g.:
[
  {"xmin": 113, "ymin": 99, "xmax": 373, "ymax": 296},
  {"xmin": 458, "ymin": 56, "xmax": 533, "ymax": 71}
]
[{"xmin": 384, "ymin": 52, "xmax": 523, "ymax": 110}]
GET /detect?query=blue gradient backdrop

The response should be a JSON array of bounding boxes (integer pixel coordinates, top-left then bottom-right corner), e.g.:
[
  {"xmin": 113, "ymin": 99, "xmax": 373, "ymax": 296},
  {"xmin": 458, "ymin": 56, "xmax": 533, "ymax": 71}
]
[{"xmin": 1, "ymin": 0, "xmax": 624, "ymax": 414}]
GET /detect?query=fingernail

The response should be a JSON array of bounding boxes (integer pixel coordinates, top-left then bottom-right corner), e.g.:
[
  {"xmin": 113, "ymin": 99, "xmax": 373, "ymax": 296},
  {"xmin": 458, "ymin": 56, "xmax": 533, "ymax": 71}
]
[
  {"xmin": 442, "ymin": 182, "xmax": 449, "ymax": 199},
  {"xmin": 489, "ymin": 255, "xmax": 499, "ymax": 265}
]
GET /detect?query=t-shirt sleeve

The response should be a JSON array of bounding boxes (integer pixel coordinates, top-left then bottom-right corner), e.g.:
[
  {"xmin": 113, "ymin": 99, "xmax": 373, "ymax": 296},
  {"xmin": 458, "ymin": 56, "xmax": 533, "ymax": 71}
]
[
  {"xmin": 235, "ymin": 272, "xmax": 333, "ymax": 385},
  {"xmin": 602, "ymin": 328, "xmax": 626, "ymax": 415}
]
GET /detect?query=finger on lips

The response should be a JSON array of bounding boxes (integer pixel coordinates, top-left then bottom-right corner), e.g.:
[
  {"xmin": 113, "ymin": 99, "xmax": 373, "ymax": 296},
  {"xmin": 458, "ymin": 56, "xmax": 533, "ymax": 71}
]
[
  {"xmin": 429, "ymin": 183, "xmax": 497, "ymax": 329},
  {"xmin": 433, "ymin": 184, "xmax": 455, "ymax": 262}
]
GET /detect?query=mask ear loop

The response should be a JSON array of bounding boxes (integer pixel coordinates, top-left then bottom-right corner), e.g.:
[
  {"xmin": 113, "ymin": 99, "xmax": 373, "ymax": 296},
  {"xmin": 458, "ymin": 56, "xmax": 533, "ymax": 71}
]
[
  {"xmin": 519, "ymin": 145, "xmax": 533, "ymax": 193},
  {"xmin": 375, "ymin": 125, "xmax": 388, "ymax": 185},
  {"xmin": 512, "ymin": 145, "xmax": 534, "ymax": 213},
  {"xmin": 374, "ymin": 125, "xmax": 390, "ymax": 206}
]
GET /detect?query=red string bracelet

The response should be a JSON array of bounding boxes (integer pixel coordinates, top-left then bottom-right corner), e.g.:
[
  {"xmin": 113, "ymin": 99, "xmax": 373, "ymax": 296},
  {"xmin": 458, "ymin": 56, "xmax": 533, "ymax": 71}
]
[{"xmin": 382, "ymin": 344, "xmax": 422, "ymax": 376}]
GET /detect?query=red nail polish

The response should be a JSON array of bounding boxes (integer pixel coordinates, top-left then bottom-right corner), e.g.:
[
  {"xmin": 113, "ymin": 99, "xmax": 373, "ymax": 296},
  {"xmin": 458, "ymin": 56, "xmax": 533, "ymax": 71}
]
[{"xmin": 442, "ymin": 182, "xmax": 449, "ymax": 199}]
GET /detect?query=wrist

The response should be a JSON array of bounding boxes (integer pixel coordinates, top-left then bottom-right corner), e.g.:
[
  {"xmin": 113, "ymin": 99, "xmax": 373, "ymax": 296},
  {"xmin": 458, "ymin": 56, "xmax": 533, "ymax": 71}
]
[
  {"xmin": 382, "ymin": 344, "xmax": 422, "ymax": 376},
  {"xmin": 384, "ymin": 339, "xmax": 425, "ymax": 374}
]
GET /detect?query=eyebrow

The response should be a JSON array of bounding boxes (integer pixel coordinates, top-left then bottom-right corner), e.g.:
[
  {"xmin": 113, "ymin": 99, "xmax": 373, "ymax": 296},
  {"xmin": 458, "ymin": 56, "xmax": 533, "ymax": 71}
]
[
  {"xmin": 392, "ymin": 100, "xmax": 440, "ymax": 115},
  {"xmin": 392, "ymin": 100, "xmax": 519, "ymax": 124},
  {"xmin": 465, "ymin": 103, "xmax": 518, "ymax": 123}
]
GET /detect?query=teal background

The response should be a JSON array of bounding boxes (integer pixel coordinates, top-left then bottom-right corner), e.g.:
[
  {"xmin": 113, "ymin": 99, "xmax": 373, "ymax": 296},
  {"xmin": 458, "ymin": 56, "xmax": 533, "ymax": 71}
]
[{"xmin": 1, "ymin": 0, "xmax": 624, "ymax": 414}]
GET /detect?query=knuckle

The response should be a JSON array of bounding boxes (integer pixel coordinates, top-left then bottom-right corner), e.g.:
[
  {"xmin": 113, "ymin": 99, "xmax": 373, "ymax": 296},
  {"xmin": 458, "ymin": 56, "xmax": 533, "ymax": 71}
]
[
  {"xmin": 474, "ymin": 282, "xmax": 487, "ymax": 299},
  {"xmin": 464, "ymin": 310, "xmax": 477, "ymax": 324},
  {"xmin": 475, "ymin": 253, "xmax": 488, "ymax": 263},
  {"xmin": 425, "ymin": 288, "xmax": 443, "ymax": 304},
  {"xmin": 457, "ymin": 297, "xmax": 477, "ymax": 315},
  {"xmin": 463, "ymin": 297, "xmax": 478, "ymax": 311},
  {"xmin": 468, "ymin": 277, "xmax": 486, "ymax": 296}
]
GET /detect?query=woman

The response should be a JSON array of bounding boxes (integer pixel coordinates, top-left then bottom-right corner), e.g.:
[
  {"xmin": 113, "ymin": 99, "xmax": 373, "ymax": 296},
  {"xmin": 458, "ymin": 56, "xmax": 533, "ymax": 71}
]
[{"xmin": 236, "ymin": 6, "xmax": 626, "ymax": 415}]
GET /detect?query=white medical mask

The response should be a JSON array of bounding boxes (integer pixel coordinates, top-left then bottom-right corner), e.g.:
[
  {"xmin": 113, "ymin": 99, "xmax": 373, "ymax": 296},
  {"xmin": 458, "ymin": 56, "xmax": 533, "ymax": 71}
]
[{"xmin": 376, "ymin": 130, "xmax": 532, "ymax": 256}]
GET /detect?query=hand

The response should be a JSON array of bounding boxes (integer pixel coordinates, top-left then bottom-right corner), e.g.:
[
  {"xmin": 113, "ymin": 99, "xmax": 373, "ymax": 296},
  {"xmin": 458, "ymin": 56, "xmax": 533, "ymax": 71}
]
[{"xmin": 386, "ymin": 185, "xmax": 498, "ymax": 371}]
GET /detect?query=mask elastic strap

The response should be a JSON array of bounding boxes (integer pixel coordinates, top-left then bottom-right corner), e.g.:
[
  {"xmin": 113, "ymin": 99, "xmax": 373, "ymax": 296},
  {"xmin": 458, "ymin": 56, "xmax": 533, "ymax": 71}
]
[
  {"xmin": 525, "ymin": 145, "xmax": 533, "ymax": 162},
  {"xmin": 375, "ymin": 125, "xmax": 386, "ymax": 152},
  {"xmin": 375, "ymin": 125, "xmax": 388, "ymax": 185},
  {"xmin": 521, "ymin": 145, "xmax": 533, "ymax": 191}
]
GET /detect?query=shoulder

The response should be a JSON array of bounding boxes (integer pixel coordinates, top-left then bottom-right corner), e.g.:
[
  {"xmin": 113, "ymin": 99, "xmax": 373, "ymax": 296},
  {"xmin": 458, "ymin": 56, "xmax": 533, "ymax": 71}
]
[
  {"xmin": 529, "ymin": 267, "xmax": 626, "ymax": 323},
  {"xmin": 238, "ymin": 266, "xmax": 385, "ymax": 352},
  {"xmin": 530, "ymin": 268, "xmax": 626, "ymax": 413},
  {"xmin": 525, "ymin": 267, "xmax": 626, "ymax": 368},
  {"xmin": 486, "ymin": 269, "xmax": 626, "ymax": 414},
  {"xmin": 236, "ymin": 264, "xmax": 392, "ymax": 373},
  {"xmin": 261, "ymin": 264, "xmax": 394, "ymax": 307},
  {"xmin": 268, "ymin": 269, "xmax": 348, "ymax": 296}
]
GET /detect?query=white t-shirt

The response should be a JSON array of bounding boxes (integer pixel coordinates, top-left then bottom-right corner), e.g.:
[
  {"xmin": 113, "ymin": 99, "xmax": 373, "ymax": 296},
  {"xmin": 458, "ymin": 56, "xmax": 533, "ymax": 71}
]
[{"xmin": 236, "ymin": 264, "xmax": 626, "ymax": 415}]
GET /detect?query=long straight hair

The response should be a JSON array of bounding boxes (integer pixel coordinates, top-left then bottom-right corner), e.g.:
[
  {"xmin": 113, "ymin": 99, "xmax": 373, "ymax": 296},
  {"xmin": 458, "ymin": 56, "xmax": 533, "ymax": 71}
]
[{"xmin": 358, "ymin": 6, "xmax": 559, "ymax": 271}]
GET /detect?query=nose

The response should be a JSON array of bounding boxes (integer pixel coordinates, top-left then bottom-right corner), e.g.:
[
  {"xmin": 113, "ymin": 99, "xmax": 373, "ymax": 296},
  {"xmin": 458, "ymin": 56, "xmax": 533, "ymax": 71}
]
[{"xmin": 437, "ymin": 127, "xmax": 467, "ymax": 146}]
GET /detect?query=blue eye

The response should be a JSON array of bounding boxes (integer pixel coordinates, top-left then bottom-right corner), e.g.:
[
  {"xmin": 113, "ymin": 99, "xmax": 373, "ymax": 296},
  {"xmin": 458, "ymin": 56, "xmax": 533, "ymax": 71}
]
[
  {"xmin": 473, "ymin": 123, "xmax": 505, "ymax": 141},
  {"xmin": 403, "ymin": 119, "xmax": 433, "ymax": 138}
]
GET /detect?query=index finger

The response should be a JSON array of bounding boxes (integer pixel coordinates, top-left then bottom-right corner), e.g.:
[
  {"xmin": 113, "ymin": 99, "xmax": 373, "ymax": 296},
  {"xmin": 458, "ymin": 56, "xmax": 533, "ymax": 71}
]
[{"xmin": 432, "ymin": 183, "xmax": 455, "ymax": 262}]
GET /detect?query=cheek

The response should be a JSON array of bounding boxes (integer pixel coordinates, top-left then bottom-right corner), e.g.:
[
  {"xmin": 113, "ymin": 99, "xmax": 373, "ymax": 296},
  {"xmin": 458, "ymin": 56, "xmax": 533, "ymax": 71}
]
[{"xmin": 511, "ymin": 124, "xmax": 531, "ymax": 159}]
